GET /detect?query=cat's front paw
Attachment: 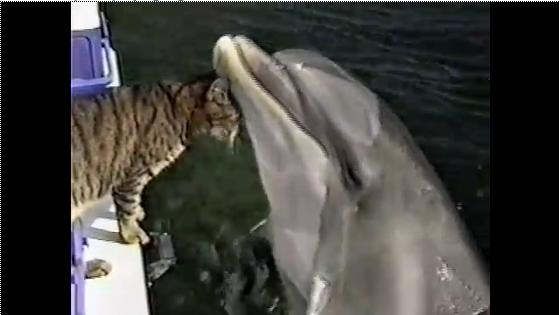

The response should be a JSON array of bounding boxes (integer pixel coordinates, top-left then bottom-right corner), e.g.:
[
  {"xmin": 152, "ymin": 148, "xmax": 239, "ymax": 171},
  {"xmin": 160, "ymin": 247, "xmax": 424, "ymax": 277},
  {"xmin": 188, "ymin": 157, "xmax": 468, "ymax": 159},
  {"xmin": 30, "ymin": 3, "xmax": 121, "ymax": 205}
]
[
  {"xmin": 86, "ymin": 259, "xmax": 112, "ymax": 279},
  {"xmin": 119, "ymin": 218, "xmax": 151, "ymax": 245}
]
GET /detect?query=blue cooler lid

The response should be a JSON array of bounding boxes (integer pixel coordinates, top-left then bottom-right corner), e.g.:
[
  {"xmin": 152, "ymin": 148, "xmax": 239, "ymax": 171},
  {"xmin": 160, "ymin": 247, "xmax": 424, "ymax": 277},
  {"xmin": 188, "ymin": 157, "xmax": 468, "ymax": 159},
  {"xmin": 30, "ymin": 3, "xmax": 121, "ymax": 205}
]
[{"xmin": 71, "ymin": 29, "xmax": 112, "ymax": 97}]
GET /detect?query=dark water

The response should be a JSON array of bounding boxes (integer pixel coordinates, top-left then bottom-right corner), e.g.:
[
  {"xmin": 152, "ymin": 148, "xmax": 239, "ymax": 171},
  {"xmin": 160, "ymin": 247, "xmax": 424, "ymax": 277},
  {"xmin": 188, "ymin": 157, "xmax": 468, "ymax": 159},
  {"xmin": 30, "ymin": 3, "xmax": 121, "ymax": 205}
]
[{"xmin": 105, "ymin": 4, "xmax": 489, "ymax": 315}]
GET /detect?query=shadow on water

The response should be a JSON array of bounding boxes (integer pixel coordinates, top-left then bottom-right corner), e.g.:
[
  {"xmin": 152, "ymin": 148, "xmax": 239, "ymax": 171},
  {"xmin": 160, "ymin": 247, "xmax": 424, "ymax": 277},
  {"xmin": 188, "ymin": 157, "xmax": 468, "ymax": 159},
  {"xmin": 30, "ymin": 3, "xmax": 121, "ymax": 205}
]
[{"xmin": 105, "ymin": 4, "xmax": 489, "ymax": 315}]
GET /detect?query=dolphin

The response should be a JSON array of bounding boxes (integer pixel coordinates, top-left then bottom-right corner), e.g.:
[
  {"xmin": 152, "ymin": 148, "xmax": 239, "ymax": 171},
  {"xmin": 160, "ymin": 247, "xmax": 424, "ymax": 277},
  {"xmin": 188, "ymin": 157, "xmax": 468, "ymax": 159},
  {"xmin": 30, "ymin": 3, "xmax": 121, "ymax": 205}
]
[{"xmin": 213, "ymin": 35, "xmax": 489, "ymax": 315}]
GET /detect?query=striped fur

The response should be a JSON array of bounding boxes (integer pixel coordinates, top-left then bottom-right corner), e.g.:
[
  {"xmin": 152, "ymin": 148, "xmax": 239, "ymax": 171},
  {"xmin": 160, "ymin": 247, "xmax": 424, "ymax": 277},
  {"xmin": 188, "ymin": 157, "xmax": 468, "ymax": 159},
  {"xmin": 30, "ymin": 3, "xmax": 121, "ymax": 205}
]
[{"xmin": 71, "ymin": 74, "xmax": 239, "ymax": 246}]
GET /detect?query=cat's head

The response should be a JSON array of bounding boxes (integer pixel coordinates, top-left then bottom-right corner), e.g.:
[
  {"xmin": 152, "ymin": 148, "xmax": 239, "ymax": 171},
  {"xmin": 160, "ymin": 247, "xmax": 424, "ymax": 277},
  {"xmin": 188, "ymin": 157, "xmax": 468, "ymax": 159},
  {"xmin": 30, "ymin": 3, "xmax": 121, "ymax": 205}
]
[{"xmin": 192, "ymin": 78, "xmax": 241, "ymax": 149}]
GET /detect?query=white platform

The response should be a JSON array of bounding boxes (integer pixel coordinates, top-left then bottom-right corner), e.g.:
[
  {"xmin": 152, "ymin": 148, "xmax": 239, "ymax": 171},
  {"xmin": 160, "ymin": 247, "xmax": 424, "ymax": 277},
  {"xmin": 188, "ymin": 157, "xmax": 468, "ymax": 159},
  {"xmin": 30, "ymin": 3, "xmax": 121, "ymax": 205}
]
[
  {"xmin": 71, "ymin": 3, "xmax": 101, "ymax": 31},
  {"xmin": 81, "ymin": 197, "xmax": 151, "ymax": 315}
]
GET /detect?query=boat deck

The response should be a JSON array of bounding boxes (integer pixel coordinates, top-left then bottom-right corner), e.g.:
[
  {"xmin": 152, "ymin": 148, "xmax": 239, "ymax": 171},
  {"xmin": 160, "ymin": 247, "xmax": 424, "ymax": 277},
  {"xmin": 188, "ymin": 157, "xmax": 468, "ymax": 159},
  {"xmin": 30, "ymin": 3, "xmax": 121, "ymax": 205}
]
[{"xmin": 81, "ymin": 197, "xmax": 150, "ymax": 315}]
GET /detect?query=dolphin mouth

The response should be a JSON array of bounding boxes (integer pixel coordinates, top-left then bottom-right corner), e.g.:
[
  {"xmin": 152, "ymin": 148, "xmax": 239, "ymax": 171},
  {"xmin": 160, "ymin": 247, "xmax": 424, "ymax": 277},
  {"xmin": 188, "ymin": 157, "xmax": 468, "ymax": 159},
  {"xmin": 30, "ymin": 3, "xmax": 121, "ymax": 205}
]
[
  {"xmin": 213, "ymin": 35, "xmax": 284, "ymax": 100},
  {"xmin": 213, "ymin": 35, "xmax": 322, "ymax": 150},
  {"xmin": 213, "ymin": 35, "xmax": 280, "ymax": 106}
]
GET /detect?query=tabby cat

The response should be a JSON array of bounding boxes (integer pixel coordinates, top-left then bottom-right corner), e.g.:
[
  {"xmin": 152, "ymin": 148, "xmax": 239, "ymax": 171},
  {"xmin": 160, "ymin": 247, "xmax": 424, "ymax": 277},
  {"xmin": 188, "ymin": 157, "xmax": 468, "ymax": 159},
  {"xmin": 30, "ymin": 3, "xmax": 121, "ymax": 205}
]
[{"xmin": 71, "ymin": 73, "xmax": 239, "ymax": 278}]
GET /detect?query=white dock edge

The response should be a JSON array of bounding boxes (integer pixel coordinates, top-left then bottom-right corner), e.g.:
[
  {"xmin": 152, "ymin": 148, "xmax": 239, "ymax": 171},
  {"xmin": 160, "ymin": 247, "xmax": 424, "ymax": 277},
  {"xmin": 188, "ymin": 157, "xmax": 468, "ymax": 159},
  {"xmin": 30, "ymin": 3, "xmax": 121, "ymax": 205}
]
[{"xmin": 81, "ymin": 198, "xmax": 151, "ymax": 315}]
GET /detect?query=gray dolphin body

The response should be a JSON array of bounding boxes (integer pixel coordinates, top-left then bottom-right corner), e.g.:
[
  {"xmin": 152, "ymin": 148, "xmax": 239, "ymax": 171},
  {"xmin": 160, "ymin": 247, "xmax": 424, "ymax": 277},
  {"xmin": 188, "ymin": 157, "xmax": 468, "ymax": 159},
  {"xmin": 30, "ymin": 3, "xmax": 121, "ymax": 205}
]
[{"xmin": 213, "ymin": 35, "xmax": 489, "ymax": 315}]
